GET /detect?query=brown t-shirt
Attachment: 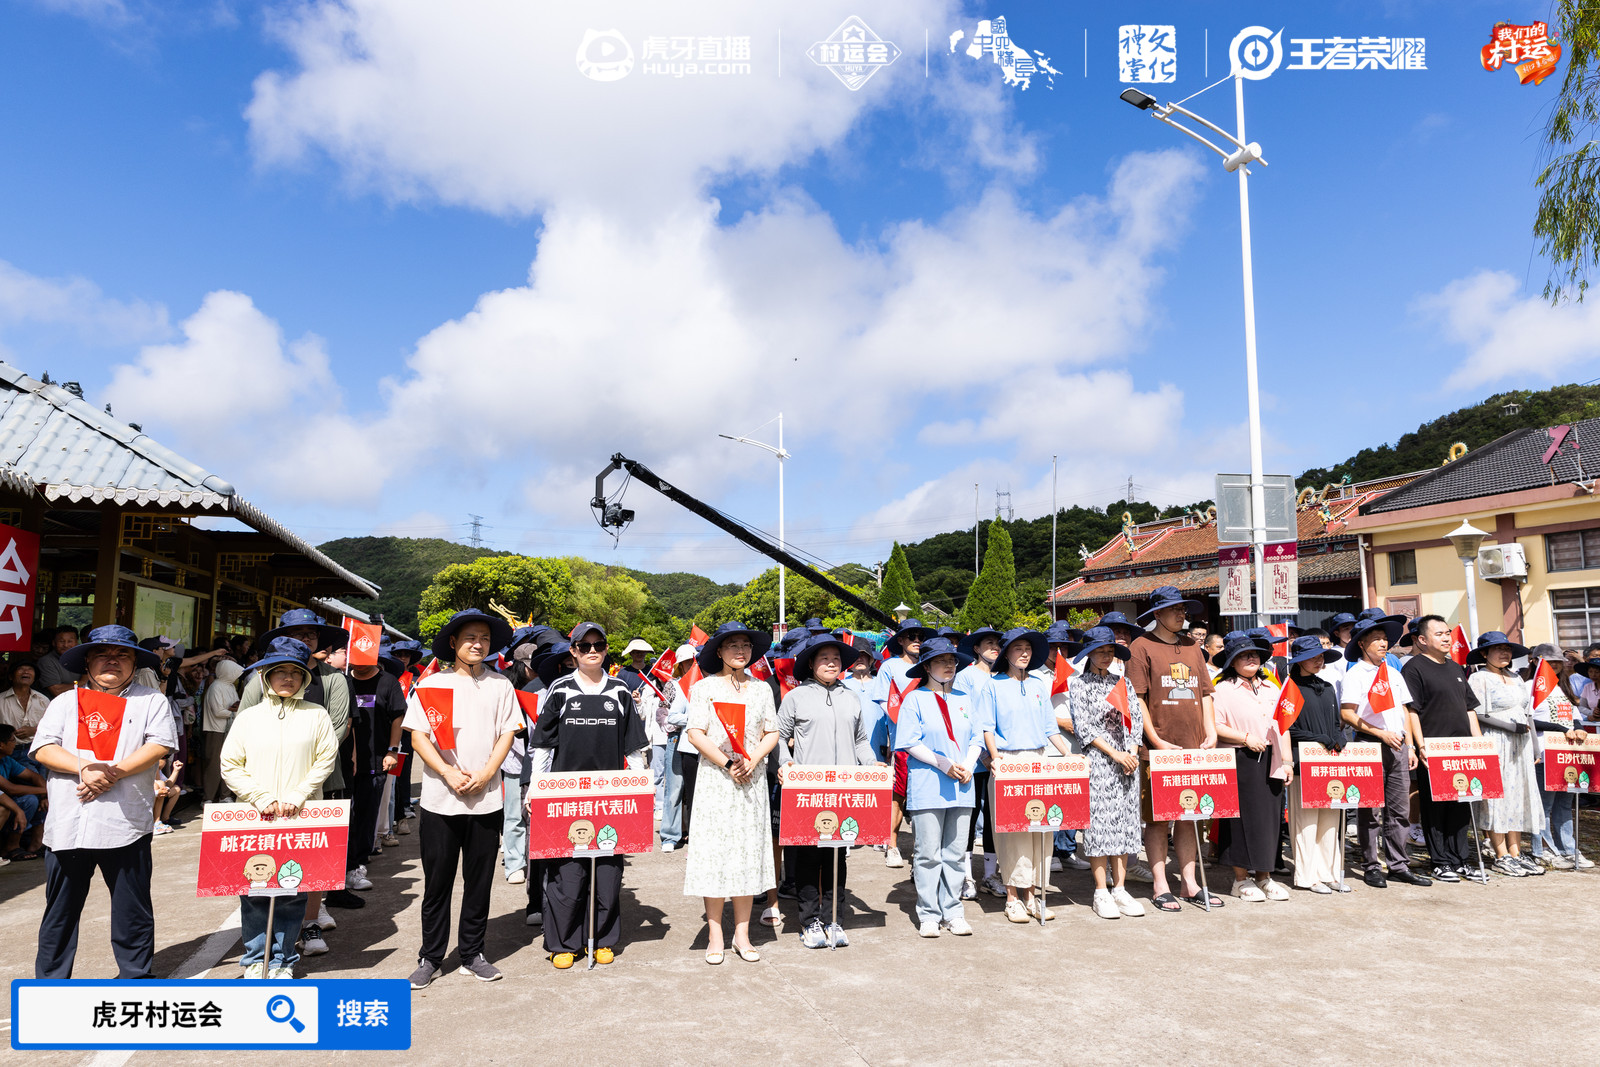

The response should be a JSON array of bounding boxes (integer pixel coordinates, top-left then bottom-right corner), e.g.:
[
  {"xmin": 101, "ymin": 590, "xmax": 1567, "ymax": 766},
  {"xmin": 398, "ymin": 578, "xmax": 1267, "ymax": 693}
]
[{"xmin": 1126, "ymin": 632, "xmax": 1215, "ymax": 751}]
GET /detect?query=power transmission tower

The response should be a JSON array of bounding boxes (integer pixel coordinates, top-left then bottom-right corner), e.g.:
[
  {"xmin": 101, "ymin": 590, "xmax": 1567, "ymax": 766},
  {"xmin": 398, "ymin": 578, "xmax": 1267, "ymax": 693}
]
[
  {"xmin": 995, "ymin": 489, "xmax": 1012, "ymax": 522},
  {"xmin": 1125, "ymin": 475, "xmax": 1135, "ymax": 503},
  {"xmin": 467, "ymin": 514, "xmax": 484, "ymax": 548}
]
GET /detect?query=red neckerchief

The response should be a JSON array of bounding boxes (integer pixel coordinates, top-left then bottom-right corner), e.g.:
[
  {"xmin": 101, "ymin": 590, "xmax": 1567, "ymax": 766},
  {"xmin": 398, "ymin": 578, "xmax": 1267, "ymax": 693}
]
[{"xmin": 932, "ymin": 692, "xmax": 957, "ymax": 744}]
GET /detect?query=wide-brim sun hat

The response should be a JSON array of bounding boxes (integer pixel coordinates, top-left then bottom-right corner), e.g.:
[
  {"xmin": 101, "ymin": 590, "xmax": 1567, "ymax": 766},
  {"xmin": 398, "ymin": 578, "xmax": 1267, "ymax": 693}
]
[
  {"xmin": 1287, "ymin": 635, "xmax": 1334, "ymax": 667},
  {"xmin": 253, "ymin": 636, "xmax": 314, "ymax": 678},
  {"xmin": 431, "ymin": 609, "xmax": 515, "ymax": 663},
  {"xmin": 888, "ymin": 618, "xmax": 936, "ymax": 653},
  {"xmin": 957, "ymin": 626, "xmax": 1004, "ymax": 659},
  {"xmin": 1045, "ymin": 621, "xmax": 1085, "ymax": 647},
  {"xmin": 906, "ymin": 636, "xmax": 973, "ymax": 681},
  {"xmin": 1139, "ymin": 585, "xmax": 1205, "ymax": 622},
  {"xmin": 534, "ymin": 641, "xmax": 577, "ymax": 686},
  {"xmin": 993, "ymin": 628, "xmax": 1048, "ymax": 674},
  {"xmin": 1073, "ymin": 626, "xmax": 1132, "ymax": 664},
  {"xmin": 260, "ymin": 608, "xmax": 347, "ymax": 653},
  {"xmin": 622, "ymin": 638, "xmax": 654, "ymax": 656},
  {"xmin": 1213, "ymin": 637, "xmax": 1272, "ymax": 672},
  {"xmin": 61, "ymin": 624, "xmax": 162, "ymax": 674},
  {"xmin": 696, "ymin": 620, "xmax": 774, "ymax": 675},
  {"xmin": 792, "ymin": 635, "xmax": 856, "ymax": 682},
  {"xmin": 1097, "ymin": 611, "xmax": 1145, "ymax": 637},
  {"xmin": 1465, "ymin": 630, "xmax": 1531, "ymax": 665},
  {"xmin": 1345, "ymin": 618, "xmax": 1405, "ymax": 661}
]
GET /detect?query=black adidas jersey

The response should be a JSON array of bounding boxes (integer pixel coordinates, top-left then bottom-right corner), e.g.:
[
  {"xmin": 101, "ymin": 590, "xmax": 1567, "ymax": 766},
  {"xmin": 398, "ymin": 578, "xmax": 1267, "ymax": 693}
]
[{"xmin": 530, "ymin": 673, "xmax": 648, "ymax": 772}]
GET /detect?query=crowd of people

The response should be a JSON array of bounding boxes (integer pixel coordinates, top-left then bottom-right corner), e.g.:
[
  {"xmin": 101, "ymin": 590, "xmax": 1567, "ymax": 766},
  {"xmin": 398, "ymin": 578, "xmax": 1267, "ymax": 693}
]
[{"xmin": 8, "ymin": 586, "xmax": 1597, "ymax": 985}]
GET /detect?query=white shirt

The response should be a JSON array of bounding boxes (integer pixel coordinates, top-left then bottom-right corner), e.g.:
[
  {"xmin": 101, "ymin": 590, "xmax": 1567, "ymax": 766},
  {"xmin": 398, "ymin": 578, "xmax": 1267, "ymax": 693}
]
[
  {"xmin": 402, "ymin": 668, "xmax": 520, "ymax": 817},
  {"xmin": 0, "ymin": 687, "xmax": 50, "ymax": 739},
  {"xmin": 30, "ymin": 683, "xmax": 179, "ymax": 851},
  {"xmin": 1341, "ymin": 658, "xmax": 1414, "ymax": 737}
]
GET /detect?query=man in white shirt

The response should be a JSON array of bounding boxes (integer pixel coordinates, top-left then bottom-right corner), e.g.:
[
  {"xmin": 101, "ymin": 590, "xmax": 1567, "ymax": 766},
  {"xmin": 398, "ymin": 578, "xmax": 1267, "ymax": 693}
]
[
  {"xmin": 29, "ymin": 625, "xmax": 177, "ymax": 978},
  {"xmin": 1339, "ymin": 618, "xmax": 1431, "ymax": 889}
]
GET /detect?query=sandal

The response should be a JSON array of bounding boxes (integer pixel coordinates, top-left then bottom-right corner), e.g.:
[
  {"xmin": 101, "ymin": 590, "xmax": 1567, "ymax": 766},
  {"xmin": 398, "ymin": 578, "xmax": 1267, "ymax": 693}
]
[
  {"xmin": 11, "ymin": 849, "xmax": 40, "ymax": 862},
  {"xmin": 1181, "ymin": 890, "xmax": 1225, "ymax": 909},
  {"xmin": 1151, "ymin": 892, "xmax": 1183, "ymax": 913},
  {"xmin": 759, "ymin": 906, "xmax": 782, "ymax": 927}
]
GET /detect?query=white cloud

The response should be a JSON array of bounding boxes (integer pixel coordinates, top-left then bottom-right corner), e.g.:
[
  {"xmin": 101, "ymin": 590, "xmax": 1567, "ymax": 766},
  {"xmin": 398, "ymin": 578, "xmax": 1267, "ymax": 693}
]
[
  {"xmin": 1420, "ymin": 270, "xmax": 1600, "ymax": 390},
  {"xmin": 0, "ymin": 259, "xmax": 169, "ymax": 345}
]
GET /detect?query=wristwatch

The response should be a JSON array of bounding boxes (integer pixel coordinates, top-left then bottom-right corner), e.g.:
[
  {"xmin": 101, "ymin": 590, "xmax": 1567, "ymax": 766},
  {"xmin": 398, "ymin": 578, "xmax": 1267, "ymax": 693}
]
[{"xmin": 387, "ymin": 747, "xmax": 401, "ymax": 753}]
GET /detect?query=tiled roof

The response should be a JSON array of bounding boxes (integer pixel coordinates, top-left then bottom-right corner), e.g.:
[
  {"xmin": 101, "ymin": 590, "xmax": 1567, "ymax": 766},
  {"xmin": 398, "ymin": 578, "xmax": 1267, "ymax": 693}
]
[
  {"xmin": 310, "ymin": 597, "xmax": 414, "ymax": 641},
  {"xmin": 0, "ymin": 360, "xmax": 378, "ymax": 599},
  {"xmin": 1050, "ymin": 543, "xmax": 1362, "ymax": 607},
  {"xmin": 1362, "ymin": 422, "xmax": 1600, "ymax": 514}
]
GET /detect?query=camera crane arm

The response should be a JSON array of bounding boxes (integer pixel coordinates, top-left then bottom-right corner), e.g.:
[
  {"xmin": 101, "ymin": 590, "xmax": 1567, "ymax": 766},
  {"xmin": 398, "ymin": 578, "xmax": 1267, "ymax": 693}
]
[{"xmin": 592, "ymin": 452, "xmax": 896, "ymax": 629}]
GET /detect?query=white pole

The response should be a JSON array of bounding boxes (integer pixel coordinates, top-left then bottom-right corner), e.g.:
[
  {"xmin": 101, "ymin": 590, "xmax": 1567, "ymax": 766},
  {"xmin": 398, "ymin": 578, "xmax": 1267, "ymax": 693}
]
[
  {"xmin": 777, "ymin": 413, "xmax": 786, "ymax": 633},
  {"xmin": 1235, "ymin": 74, "xmax": 1269, "ymax": 630},
  {"xmin": 1050, "ymin": 456, "xmax": 1059, "ymax": 621},
  {"xmin": 974, "ymin": 483, "xmax": 980, "ymax": 573},
  {"xmin": 1463, "ymin": 558, "xmax": 1479, "ymax": 644}
]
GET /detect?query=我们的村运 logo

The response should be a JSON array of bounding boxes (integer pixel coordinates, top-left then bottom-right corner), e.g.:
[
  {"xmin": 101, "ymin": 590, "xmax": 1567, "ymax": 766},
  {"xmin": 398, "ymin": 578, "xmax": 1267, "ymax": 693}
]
[{"xmin": 1480, "ymin": 22, "xmax": 1560, "ymax": 86}]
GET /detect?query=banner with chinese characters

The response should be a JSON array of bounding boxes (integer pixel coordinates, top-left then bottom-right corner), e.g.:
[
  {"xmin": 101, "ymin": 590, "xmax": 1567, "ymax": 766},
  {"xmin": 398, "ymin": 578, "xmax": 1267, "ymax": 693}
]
[
  {"xmin": 1543, "ymin": 736, "xmax": 1599, "ymax": 794},
  {"xmin": 1480, "ymin": 21, "xmax": 1561, "ymax": 86},
  {"xmin": 1297, "ymin": 742, "xmax": 1384, "ymax": 809},
  {"xmin": 777, "ymin": 764, "xmax": 892, "ymax": 847},
  {"xmin": 1425, "ymin": 737, "xmax": 1504, "ymax": 801},
  {"xmin": 1218, "ymin": 545, "xmax": 1250, "ymax": 615},
  {"xmin": 1263, "ymin": 540, "xmax": 1298, "ymax": 614},
  {"xmin": 196, "ymin": 801, "xmax": 350, "ymax": 897},
  {"xmin": 0, "ymin": 522, "xmax": 38, "ymax": 652},
  {"xmin": 990, "ymin": 755, "xmax": 1090, "ymax": 832},
  {"xmin": 526, "ymin": 771, "xmax": 655, "ymax": 860},
  {"xmin": 1148, "ymin": 748, "xmax": 1240, "ymax": 822}
]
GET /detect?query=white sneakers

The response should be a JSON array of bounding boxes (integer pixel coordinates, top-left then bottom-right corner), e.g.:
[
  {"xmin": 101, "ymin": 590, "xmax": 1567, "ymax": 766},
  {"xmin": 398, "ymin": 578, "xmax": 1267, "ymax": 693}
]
[
  {"xmin": 944, "ymin": 917, "xmax": 973, "ymax": 936},
  {"xmin": 1111, "ymin": 886, "xmax": 1145, "ymax": 916},
  {"xmin": 1092, "ymin": 888, "xmax": 1121, "ymax": 919},
  {"xmin": 884, "ymin": 847, "xmax": 905, "ymax": 868},
  {"xmin": 919, "ymin": 920, "xmax": 941, "ymax": 938},
  {"xmin": 346, "ymin": 868, "xmax": 374, "ymax": 891},
  {"xmin": 317, "ymin": 904, "xmax": 336, "ymax": 930},
  {"xmin": 506, "ymin": 869, "xmax": 527, "ymax": 885}
]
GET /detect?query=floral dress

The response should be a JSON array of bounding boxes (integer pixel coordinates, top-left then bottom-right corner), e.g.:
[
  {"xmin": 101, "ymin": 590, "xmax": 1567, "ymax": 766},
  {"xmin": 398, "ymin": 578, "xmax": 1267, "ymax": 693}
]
[
  {"xmin": 1470, "ymin": 671, "xmax": 1543, "ymax": 836},
  {"xmin": 681, "ymin": 673, "xmax": 778, "ymax": 898},
  {"xmin": 1069, "ymin": 671, "xmax": 1145, "ymax": 857}
]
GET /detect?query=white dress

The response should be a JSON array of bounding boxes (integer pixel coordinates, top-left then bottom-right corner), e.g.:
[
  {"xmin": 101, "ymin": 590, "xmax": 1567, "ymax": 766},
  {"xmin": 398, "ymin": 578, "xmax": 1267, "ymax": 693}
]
[
  {"xmin": 1470, "ymin": 671, "xmax": 1543, "ymax": 836},
  {"xmin": 681, "ymin": 673, "xmax": 777, "ymax": 898}
]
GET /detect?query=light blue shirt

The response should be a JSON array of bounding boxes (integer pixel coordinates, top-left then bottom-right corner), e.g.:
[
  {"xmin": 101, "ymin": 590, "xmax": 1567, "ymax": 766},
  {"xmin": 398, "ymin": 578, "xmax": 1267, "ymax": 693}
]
[
  {"xmin": 954, "ymin": 663, "xmax": 994, "ymax": 696},
  {"xmin": 895, "ymin": 687, "xmax": 978, "ymax": 810},
  {"xmin": 867, "ymin": 656, "xmax": 915, "ymax": 753},
  {"xmin": 974, "ymin": 673, "xmax": 1058, "ymax": 752}
]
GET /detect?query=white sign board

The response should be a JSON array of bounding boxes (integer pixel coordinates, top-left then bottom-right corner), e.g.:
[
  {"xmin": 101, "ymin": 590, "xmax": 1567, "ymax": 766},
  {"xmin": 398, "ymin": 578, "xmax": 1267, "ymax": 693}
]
[
  {"xmin": 1214, "ymin": 474, "xmax": 1297, "ymax": 545},
  {"xmin": 1263, "ymin": 540, "xmax": 1299, "ymax": 614},
  {"xmin": 1218, "ymin": 545, "xmax": 1251, "ymax": 614}
]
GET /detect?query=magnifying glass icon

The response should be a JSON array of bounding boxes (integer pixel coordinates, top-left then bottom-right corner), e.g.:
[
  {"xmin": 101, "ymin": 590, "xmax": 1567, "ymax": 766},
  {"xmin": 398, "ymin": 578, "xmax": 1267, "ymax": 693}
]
[{"xmin": 265, "ymin": 995, "xmax": 305, "ymax": 1033}]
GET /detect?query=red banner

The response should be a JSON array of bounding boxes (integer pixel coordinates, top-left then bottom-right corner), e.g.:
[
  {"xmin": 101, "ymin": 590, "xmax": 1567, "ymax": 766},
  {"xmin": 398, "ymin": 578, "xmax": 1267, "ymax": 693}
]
[
  {"xmin": 712, "ymin": 701, "xmax": 749, "ymax": 759},
  {"xmin": 196, "ymin": 801, "xmax": 350, "ymax": 897},
  {"xmin": 526, "ymin": 770, "xmax": 655, "ymax": 859},
  {"xmin": 991, "ymin": 755, "xmax": 1090, "ymax": 832},
  {"xmin": 777, "ymin": 764, "xmax": 892, "ymax": 846},
  {"xmin": 1425, "ymin": 737, "xmax": 1504, "ymax": 800},
  {"xmin": 1450, "ymin": 625, "xmax": 1470, "ymax": 667},
  {"xmin": 1297, "ymin": 742, "xmax": 1384, "ymax": 809},
  {"xmin": 343, "ymin": 618, "xmax": 382, "ymax": 667},
  {"xmin": 0, "ymin": 524, "xmax": 38, "ymax": 653},
  {"xmin": 1543, "ymin": 737, "xmax": 1598, "ymax": 793},
  {"xmin": 76, "ymin": 689, "xmax": 127, "ymax": 761},
  {"xmin": 1148, "ymin": 748, "xmax": 1240, "ymax": 822},
  {"xmin": 417, "ymin": 686, "xmax": 455, "ymax": 751}
]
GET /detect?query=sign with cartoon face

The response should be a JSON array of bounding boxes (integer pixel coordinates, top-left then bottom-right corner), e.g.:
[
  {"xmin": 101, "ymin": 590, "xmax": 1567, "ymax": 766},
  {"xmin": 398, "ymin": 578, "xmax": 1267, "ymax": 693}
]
[
  {"xmin": 1543, "ymin": 735, "xmax": 1598, "ymax": 794},
  {"xmin": 1425, "ymin": 737, "xmax": 1504, "ymax": 802},
  {"xmin": 527, "ymin": 771, "xmax": 655, "ymax": 859},
  {"xmin": 1298, "ymin": 742, "xmax": 1384, "ymax": 809},
  {"xmin": 991, "ymin": 755, "xmax": 1089, "ymax": 832},
  {"xmin": 779, "ymin": 764, "xmax": 892, "ymax": 846},
  {"xmin": 1148, "ymin": 748, "xmax": 1240, "ymax": 822},
  {"xmin": 196, "ymin": 801, "xmax": 351, "ymax": 897}
]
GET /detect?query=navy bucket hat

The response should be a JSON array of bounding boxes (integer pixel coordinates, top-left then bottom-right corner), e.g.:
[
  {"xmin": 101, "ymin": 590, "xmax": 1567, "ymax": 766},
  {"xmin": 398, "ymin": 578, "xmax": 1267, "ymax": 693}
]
[
  {"xmin": 993, "ymin": 628, "xmax": 1048, "ymax": 675},
  {"xmin": 61, "ymin": 625, "xmax": 162, "ymax": 674},
  {"xmin": 1286, "ymin": 635, "xmax": 1334, "ymax": 667},
  {"xmin": 1345, "ymin": 617, "xmax": 1405, "ymax": 661},
  {"xmin": 534, "ymin": 640, "xmax": 577, "ymax": 687},
  {"xmin": 887, "ymin": 618, "xmax": 936, "ymax": 654},
  {"xmin": 697, "ymin": 620, "xmax": 774, "ymax": 675},
  {"xmin": 1325, "ymin": 612, "xmax": 1357, "ymax": 638},
  {"xmin": 431, "ymin": 609, "xmax": 515, "ymax": 663},
  {"xmin": 792, "ymin": 634, "xmax": 855, "ymax": 682},
  {"xmin": 1139, "ymin": 585, "xmax": 1205, "ymax": 622},
  {"xmin": 1073, "ymin": 625, "xmax": 1132, "ymax": 665},
  {"xmin": 254, "ymin": 636, "xmax": 314, "ymax": 678},
  {"xmin": 906, "ymin": 636, "xmax": 973, "ymax": 681},
  {"xmin": 1213, "ymin": 635, "xmax": 1271, "ymax": 672},
  {"xmin": 260, "ymin": 608, "xmax": 347, "ymax": 653},
  {"xmin": 1045, "ymin": 620, "xmax": 1085, "ymax": 647},
  {"xmin": 1097, "ymin": 611, "xmax": 1145, "ymax": 640},
  {"xmin": 958, "ymin": 626, "xmax": 1005, "ymax": 660},
  {"xmin": 1466, "ymin": 630, "xmax": 1530, "ymax": 665}
]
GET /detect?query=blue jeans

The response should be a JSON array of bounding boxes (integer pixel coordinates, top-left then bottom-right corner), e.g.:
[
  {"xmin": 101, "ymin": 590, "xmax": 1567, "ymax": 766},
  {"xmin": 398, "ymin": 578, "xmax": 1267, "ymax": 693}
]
[
  {"xmin": 502, "ymin": 770, "xmax": 530, "ymax": 876},
  {"xmin": 1053, "ymin": 828, "xmax": 1077, "ymax": 854},
  {"xmin": 239, "ymin": 893, "xmax": 307, "ymax": 969},
  {"xmin": 659, "ymin": 738, "xmax": 686, "ymax": 846},
  {"xmin": 650, "ymin": 742, "xmax": 668, "ymax": 816},
  {"xmin": 908, "ymin": 807, "xmax": 971, "ymax": 925},
  {"xmin": 1537, "ymin": 767, "xmax": 1576, "ymax": 855}
]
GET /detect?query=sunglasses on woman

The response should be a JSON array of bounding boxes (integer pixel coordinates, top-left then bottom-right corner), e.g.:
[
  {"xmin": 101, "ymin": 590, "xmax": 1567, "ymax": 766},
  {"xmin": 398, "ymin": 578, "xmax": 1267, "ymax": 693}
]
[{"xmin": 573, "ymin": 641, "xmax": 607, "ymax": 654}]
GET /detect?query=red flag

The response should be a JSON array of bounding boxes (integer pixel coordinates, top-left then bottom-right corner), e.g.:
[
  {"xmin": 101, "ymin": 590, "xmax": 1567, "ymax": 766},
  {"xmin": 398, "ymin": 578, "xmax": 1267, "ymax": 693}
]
[
  {"xmin": 649, "ymin": 648, "xmax": 677, "ymax": 684},
  {"xmin": 1106, "ymin": 676, "xmax": 1132, "ymax": 733},
  {"xmin": 398, "ymin": 669, "xmax": 416, "ymax": 695},
  {"xmin": 1367, "ymin": 663, "xmax": 1396, "ymax": 714},
  {"xmin": 76, "ymin": 689, "xmax": 126, "ymax": 761},
  {"xmin": 343, "ymin": 618, "xmax": 382, "ymax": 667},
  {"xmin": 678, "ymin": 658, "xmax": 703, "ymax": 699},
  {"xmin": 774, "ymin": 657, "xmax": 798, "ymax": 698},
  {"xmin": 747, "ymin": 657, "xmax": 772, "ymax": 682},
  {"xmin": 1267, "ymin": 622, "xmax": 1290, "ymax": 658},
  {"xmin": 886, "ymin": 677, "xmax": 920, "ymax": 724},
  {"xmin": 1051, "ymin": 650, "xmax": 1076, "ymax": 697},
  {"xmin": 416, "ymin": 657, "xmax": 441, "ymax": 683},
  {"xmin": 418, "ymin": 686, "xmax": 455, "ymax": 751},
  {"xmin": 1273, "ymin": 677, "xmax": 1304, "ymax": 734},
  {"xmin": 1449, "ymin": 625, "xmax": 1470, "ymax": 667},
  {"xmin": 690, "ymin": 624, "xmax": 710, "ymax": 645},
  {"xmin": 385, "ymin": 752, "xmax": 407, "ymax": 777},
  {"xmin": 712, "ymin": 701, "xmax": 749, "ymax": 759},
  {"xmin": 1533, "ymin": 658, "xmax": 1561, "ymax": 711},
  {"xmin": 514, "ymin": 689, "xmax": 540, "ymax": 726}
]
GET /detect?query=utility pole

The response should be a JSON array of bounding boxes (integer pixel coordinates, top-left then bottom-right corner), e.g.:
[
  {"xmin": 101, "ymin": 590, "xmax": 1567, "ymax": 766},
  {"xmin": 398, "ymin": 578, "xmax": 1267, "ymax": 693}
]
[
  {"xmin": 1050, "ymin": 456, "xmax": 1058, "ymax": 622},
  {"xmin": 1125, "ymin": 475, "xmax": 1135, "ymax": 503},
  {"xmin": 974, "ymin": 483, "xmax": 980, "ymax": 573},
  {"xmin": 467, "ymin": 514, "xmax": 484, "ymax": 548}
]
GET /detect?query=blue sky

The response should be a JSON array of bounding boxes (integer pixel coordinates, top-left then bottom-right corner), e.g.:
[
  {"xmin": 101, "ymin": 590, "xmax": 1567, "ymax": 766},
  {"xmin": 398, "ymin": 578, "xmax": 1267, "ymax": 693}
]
[{"xmin": 0, "ymin": 0, "xmax": 1592, "ymax": 582}]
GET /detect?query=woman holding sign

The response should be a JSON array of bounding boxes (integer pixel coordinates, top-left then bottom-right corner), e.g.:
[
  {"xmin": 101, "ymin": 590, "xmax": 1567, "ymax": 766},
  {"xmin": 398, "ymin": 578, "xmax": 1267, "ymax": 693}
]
[
  {"xmin": 975, "ymin": 628, "xmax": 1070, "ymax": 923},
  {"xmin": 895, "ymin": 636, "xmax": 980, "ymax": 937},
  {"xmin": 1210, "ymin": 635, "xmax": 1292, "ymax": 901},
  {"xmin": 220, "ymin": 637, "xmax": 338, "ymax": 978},
  {"xmin": 1466, "ymin": 633, "xmax": 1548, "ymax": 877},
  {"xmin": 1283, "ymin": 636, "xmax": 1349, "ymax": 894},
  {"xmin": 1527, "ymin": 644, "xmax": 1590, "ymax": 867},
  {"xmin": 683, "ymin": 621, "xmax": 779, "ymax": 964},
  {"xmin": 1069, "ymin": 627, "xmax": 1146, "ymax": 919}
]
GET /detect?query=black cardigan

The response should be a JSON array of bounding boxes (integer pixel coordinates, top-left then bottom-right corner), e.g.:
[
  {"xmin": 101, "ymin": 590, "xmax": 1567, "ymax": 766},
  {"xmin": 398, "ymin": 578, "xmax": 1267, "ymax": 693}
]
[{"xmin": 1287, "ymin": 672, "xmax": 1344, "ymax": 769}]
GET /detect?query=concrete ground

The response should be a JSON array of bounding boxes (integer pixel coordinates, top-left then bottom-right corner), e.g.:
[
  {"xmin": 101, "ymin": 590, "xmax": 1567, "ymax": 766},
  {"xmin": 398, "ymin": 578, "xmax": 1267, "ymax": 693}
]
[{"xmin": 4, "ymin": 804, "xmax": 1599, "ymax": 1067}]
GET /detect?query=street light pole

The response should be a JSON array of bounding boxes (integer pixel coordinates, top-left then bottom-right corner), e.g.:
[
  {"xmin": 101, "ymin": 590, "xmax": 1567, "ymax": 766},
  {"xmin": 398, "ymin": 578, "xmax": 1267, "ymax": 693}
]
[{"xmin": 719, "ymin": 413, "xmax": 791, "ymax": 633}]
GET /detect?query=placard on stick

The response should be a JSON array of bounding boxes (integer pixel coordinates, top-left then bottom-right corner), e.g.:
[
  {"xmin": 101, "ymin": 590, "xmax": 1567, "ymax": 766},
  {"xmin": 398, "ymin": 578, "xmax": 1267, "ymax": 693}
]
[
  {"xmin": 1298, "ymin": 742, "xmax": 1384, "ymax": 809},
  {"xmin": 197, "ymin": 801, "xmax": 350, "ymax": 897},
  {"xmin": 1425, "ymin": 737, "xmax": 1504, "ymax": 801},
  {"xmin": 1148, "ymin": 748, "xmax": 1240, "ymax": 822},
  {"xmin": 990, "ymin": 755, "xmax": 1090, "ymax": 832},
  {"xmin": 777, "ymin": 764, "xmax": 892, "ymax": 847},
  {"xmin": 527, "ymin": 771, "xmax": 655, "ymax": 859}
]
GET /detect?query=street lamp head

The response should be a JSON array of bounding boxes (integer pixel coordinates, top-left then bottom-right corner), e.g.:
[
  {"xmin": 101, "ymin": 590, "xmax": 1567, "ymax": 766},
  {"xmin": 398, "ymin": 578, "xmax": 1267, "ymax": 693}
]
[
  {"xmin": 1120, "ymin": 88, "xmax": 1158, "ymax": 110},
  {"xmin": 1445, "ymin": 520, "xmax": 1490, "ymax": 562},
  {"xmin": 893, "ymin": 603, "xmax": 912, "ymax": 622}
]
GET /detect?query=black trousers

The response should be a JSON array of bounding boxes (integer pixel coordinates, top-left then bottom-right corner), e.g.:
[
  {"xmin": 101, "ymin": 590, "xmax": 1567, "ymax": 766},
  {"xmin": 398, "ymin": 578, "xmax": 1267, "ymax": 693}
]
[
  {"xmin": 418, "ymin": 808, "xmax": 500, "ymax": 966},
  {"xmin": 348, "ymin": 772, "xmax": 386, "ymax": 870},
  {"xmin": 37, "ymin": 835, "xmax": 155, "ymax": 979},
  {"xmin": 398, "ymin": 733, "xmax": 416, "ymax": 812},
  {"xmin": 794, "ymin": 845, "xmax": 847, "ymax": 927},
  {"xmin": 543, "ymin": 855, "xmax": 624, "ymax": 954},
  {"xmin": 1416, "ymin": 762, "xmax": 1473, "ymax": 869},
  {"xmin": 676, "ymin": 750, "xmax": 699, "ymax": 843},
  {"xmin": 526, "ymin": 859, "xmax": 547, "ymax": 914},
  {"xmin": 967, "ymin": 770, "xmax": 995, "ymax": 854}
]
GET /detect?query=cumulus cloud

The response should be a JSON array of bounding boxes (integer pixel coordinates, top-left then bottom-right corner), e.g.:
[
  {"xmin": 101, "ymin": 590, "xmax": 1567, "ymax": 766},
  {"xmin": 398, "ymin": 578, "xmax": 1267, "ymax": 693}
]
[
  {"xmin": 0, "ymin": 259, "xmax": 169, "ymax": 345},
  {"xmin": 1420, "ymin": 270, "xmax": 1600, "ymax": 390}
]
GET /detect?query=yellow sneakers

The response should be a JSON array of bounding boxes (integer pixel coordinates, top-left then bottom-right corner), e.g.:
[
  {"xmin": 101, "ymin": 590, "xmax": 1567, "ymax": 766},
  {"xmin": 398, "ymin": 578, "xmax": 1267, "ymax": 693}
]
[
  {"xmin": 551, "ymin": 952, "xmax": 576, "ymax": 970},
  {"xmin": 595, "ymin": 948, "xmax": 614, "ymax": 965}
]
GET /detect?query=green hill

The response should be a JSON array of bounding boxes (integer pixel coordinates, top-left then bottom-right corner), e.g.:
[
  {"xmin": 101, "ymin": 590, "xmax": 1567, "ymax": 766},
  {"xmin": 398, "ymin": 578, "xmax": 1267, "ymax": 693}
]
[{"xmin": 615, "ymin": 568, "xmax": 742, "ymax": 619}]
